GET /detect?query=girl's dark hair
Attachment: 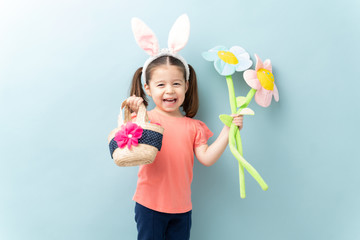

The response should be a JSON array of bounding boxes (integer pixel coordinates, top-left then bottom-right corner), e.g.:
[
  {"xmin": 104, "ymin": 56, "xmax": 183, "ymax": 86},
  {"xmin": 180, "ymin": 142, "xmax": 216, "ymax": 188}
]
[{"xmin": 129, "ymin": 56, "xmax": 199, "ymax": 118}]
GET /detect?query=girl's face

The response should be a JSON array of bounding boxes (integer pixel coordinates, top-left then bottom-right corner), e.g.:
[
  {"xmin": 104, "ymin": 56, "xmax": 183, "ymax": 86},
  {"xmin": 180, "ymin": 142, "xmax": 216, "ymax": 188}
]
[{"xmin": 144, "ymin": 64, "xmax": 188, "ymax": 117}]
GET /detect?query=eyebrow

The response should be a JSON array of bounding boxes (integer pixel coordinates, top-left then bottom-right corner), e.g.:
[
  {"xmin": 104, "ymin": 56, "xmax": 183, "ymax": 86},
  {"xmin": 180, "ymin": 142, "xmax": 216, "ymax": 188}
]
[
  {"xmin": 153, "ymin": 79, "xmax": 184, "ymax": 84},
  {"xmin": 153, "ymin": 80, "xmax": 165, "ymax": 84}
]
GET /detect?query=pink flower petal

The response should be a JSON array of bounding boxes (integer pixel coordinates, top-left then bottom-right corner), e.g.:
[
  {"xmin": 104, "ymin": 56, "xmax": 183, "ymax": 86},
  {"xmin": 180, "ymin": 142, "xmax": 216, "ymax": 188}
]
[
  {"xmin": 114, "ymin": 135, "xmax": 126, "ymax": 142},
  {"xmin": 127, "ymin": 140, "xmax": 133, "ymax": 149},
  {"xmin": 114, "ymin": 130, "xmax": 126, "ymax": 141},
  {"xmin": 273, "ymin": 84, "xmax": 279, "ymax": 102},
  {"xmin": 255, "ymin": 87, "xmax": 273, "ymax": 107},
  {"xmin": 263, "ymin": 59, "xmax": 272, "ymax": 72},
  {"xmin": 134, "ymin": 127, "xmax": 143, "ymax": 134},
  {"xmin": 254, "ymin": 54, "xmax": 264, "ymax": 72},
  {"xmin": 114, "ymin": 135, "xmax": 120, "ymax": 141},
  {"xmin": 127, "ymin": 122, "xmax": 137, "ymax": 132},
  {"xmin": 115, "ymin": 128, "xmax": 124, "ymax": 135},
  {"xmin": 118, "ymin": 140, "xmax": 127, "ymax": 148},
  {"xmin": 115, "ymin": 122, "xmax": 144, "ymax": 149},
  {"xmin": 121, "ymin": 125, "xmax": 129, "ymax": 135},
  {"xmin": 132, "ymin": 129, "xmax": 143, "ymax": 139},
  {"xmin": 131, "ymin": 138, "xmax": 139, "ymax": 146},
  {"xmin": 243, "ymin": 70, "xmax": 261, "ymax": 90}
]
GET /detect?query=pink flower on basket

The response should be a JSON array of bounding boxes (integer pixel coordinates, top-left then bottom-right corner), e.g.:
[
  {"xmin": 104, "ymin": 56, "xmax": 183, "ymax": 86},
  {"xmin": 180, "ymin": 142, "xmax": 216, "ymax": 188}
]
[
  {"xmin": 114, "ymin": 122, "xmax": 143, "ymax": 149},
  {"xmin": 243, "ymin": 54, "xmax": 279, "ymax": 107}
]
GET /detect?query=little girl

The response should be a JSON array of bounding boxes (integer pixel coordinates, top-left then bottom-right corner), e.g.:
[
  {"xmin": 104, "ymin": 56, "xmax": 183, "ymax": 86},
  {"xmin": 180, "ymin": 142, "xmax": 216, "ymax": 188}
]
[{"xmin": 127, "ymin": 15, "xmax": 243, "ymax": 240}]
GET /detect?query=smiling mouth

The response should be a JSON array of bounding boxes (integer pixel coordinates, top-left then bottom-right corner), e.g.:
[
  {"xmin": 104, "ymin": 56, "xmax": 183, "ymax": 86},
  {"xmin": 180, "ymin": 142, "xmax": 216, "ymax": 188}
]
[{"xmin": 163, "ymin": 98, "xmax": 177, "ymax": 103}]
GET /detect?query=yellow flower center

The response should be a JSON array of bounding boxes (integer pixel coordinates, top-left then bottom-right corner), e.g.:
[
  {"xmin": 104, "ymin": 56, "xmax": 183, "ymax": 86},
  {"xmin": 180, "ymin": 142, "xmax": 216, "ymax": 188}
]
[
  {"xmin": 257, "ymin": 69, "xmax": 274, "ymax": 90},
  {"xmin": 217, "ymin": 51, "xmax": 239, "ymax": 65}
]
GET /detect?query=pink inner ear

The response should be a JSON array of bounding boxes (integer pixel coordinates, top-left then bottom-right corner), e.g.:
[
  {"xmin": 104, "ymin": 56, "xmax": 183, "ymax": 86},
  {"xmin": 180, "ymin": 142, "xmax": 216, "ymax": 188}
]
[
  {"xmin": 131, "ymin": 17, "xmax": 159, "ymax": 56},
  {"xmin": 168, "ymin": 14, "xmax": 190, "ymax": 53}
]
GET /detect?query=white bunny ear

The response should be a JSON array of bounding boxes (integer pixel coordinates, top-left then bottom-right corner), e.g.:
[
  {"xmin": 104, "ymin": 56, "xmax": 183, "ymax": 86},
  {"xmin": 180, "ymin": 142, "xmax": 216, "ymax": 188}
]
[
  {"xmin": 168, "ymin": 14, "xmax": 190, "ymax": 53},
  {"xmin": 131, "ymin": 17, "xmax": 159, "ymax": 56}
]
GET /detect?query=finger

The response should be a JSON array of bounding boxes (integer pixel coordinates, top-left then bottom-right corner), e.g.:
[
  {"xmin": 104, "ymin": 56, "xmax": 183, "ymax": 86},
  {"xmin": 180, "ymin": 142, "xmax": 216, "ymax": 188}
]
[
  {"xmin": 231, "ymin": 114, "xmax": 243, "ymax": 120},
  {"xmin": 233, "ymin": 121, "xmax": 243, "ymax": 126},
  {"xmin": 236, "ymin": 120, "xmax": 243, "ymax": 129},
  {"xmin": 127, "ymin": 96, "xmax": 135, "ymax": 104},
  {"xmin": 127, "ymin": 97, "xmax": 137, "ymax": 110},
  {"xmin": 232, "ymin": 117, "xmax": 243, "ymax": 125},
  {"xmin": 136, "ymin": 97, "xmax": 143, "ymax": 107}
]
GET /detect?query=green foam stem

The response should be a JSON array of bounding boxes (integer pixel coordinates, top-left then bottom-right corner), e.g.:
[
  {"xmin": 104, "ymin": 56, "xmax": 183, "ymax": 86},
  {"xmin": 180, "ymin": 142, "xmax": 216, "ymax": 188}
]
[
  {"xmin": 226, "ymin": 75, "xmax": 246, "ymax": 197},
  {"xmin": 225, "ymin": 76, "xmax": 268, "ymax": 197},
  {"xmin": 235, "ymin": 128, "xmax": 245, "ymax": 198},
  {"xmin": 229, "ymin": 126, "xmax": 269, "ymax": 191}
]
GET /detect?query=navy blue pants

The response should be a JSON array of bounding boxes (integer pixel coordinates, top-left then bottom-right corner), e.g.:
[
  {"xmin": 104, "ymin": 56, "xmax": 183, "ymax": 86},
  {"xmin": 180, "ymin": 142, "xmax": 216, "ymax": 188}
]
[{"xmin": 135, "ymin": 203, "xmax": 192, "ymax": 240}]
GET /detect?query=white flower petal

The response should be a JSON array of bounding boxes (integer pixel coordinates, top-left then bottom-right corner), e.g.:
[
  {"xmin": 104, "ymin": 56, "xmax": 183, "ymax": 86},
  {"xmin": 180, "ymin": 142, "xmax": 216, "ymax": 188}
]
[
  {"xmin": 215, "ymin": 59, "xmax": 235, "ymax": 76},
  {"xmin": 238, "ymin": 52, "xmax": 250, "ymax": 61},
  {"xmin": 221, "ymin": 63, "xmax": 236, "ymax": 76},
  {"xmin": 229, "ymin": 46, "xmax": 246, "ymax": 56},
  {"xmin": 236, "ymin": 58, "xmax": 253, "ymax": 72},
  {"xmin": 209, "ymin": 45, "xmax": 227, "ymax": 51},
  {"xmin": 202, "ymin": 51, "xmax": 219, "ymax": 61}
]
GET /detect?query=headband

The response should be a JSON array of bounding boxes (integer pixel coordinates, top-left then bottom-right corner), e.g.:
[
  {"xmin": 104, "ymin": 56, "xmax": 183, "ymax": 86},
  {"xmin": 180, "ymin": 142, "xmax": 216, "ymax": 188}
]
[{"xmin": 131, "ymin": 14, "xmax": 190, "ymax": 82}]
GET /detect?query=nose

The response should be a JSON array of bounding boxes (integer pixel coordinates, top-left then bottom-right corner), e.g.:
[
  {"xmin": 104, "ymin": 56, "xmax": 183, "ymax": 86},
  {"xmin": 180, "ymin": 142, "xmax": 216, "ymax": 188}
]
[{"xmin": 165, "ymin": 85, "xmax": 175, "ymax": 94}]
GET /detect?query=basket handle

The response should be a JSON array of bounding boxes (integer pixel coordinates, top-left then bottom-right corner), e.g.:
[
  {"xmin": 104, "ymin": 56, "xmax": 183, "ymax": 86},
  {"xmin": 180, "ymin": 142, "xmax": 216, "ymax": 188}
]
[{"xmin": 117, "ymin": 100, "xmax": 148, "ymax": 127}]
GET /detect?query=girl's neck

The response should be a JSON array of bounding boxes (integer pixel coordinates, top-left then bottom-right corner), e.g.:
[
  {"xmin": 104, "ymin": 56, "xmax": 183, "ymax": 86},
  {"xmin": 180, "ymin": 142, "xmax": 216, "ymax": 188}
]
[{"xmin": 153, "ymin": 106, "xmax": 185, "ymax": 118}]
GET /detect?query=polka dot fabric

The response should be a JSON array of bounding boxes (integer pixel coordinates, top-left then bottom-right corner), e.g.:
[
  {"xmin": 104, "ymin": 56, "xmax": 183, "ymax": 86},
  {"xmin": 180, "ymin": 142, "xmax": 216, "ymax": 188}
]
[
  {"xmin": 138, "ymin": 129, "xmax": 163, "ymax": 151},
  {"xmin": 109, "ymin": 129, "xmax": 163, "ymax": 159}
]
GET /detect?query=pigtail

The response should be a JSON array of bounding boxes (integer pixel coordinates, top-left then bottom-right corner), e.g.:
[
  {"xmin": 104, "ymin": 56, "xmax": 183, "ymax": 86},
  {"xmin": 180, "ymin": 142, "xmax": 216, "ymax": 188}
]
[
  {"xmin": 182, "ymin": 64, "xmax": 199, "ymax": 118},
  {"xmin": 129, "ymin": 67, "xmax": 148, "ymax": 107}
]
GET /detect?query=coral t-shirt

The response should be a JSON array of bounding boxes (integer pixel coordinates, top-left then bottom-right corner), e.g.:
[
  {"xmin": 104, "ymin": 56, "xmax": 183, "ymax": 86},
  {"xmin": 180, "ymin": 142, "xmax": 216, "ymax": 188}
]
[{"xmin": 133, "ymin": 110, "xmax": 213, "ymax": 213}]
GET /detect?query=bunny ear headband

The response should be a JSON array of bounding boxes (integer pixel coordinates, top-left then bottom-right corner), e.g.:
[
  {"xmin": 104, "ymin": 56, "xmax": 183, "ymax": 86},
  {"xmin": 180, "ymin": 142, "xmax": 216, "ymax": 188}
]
[{"xmin": 131, "ymin": 14, "xmax": 191, "ymax": 82}]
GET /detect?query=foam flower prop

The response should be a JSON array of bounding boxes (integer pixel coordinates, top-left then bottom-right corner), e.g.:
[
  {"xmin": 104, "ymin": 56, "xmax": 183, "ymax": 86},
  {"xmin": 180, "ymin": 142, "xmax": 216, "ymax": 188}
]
[
  {"xmin": 203, "ymin": 46, "xmax": 275, "ymax": 198},
  {"xmin": 114, "ymin": 122, "xmax": 143, "ymax": 149},
  {"xmin": 202, "ymin": 46, "xmax": 253, "ymax": 76},
  {"xmin": 243, "ymin": 54, "xmax": 279, "ymax": 107}
]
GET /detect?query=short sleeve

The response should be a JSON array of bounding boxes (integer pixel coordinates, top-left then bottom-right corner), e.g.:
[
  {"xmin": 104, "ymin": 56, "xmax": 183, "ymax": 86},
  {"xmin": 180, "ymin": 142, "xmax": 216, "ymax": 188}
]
[{"xmin": 194, "ymin": 120, "xmax": 213, "ymax": 148}]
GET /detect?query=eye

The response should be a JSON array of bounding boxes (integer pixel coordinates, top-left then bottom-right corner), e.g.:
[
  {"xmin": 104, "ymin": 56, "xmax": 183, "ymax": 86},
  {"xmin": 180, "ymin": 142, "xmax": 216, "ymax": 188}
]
[
  {"xmin": 157, "ymin": 84, "xmax": 164, "ymax": 87},
  {"xmin": 174, "ymin": 82, "xmax": 181, "ymax": 86}
]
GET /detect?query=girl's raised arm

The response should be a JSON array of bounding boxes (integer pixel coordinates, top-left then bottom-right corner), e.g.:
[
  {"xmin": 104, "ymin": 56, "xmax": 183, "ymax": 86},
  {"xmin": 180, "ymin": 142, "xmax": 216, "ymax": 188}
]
[{"xmin": 195, "ymin": 115, "xmax": 243, "ymax": 166}]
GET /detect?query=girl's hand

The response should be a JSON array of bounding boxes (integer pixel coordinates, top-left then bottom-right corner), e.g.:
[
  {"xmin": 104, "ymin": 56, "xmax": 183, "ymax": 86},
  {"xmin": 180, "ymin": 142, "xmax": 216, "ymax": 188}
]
[
  {"xmin": 126, "ymin": 95, "xmax": 143, "ymax": 113},
  {"xmin": 231, "ymin": 114, "xmax": 244, "ymax": 130}
]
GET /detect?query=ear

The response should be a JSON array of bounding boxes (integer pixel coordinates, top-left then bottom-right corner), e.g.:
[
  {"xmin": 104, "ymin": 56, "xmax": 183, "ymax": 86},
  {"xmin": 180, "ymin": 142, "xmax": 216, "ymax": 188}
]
[
  {"xmin": 131, "ymin": 17, "xmax": 160, "ymax": 56},
  {"xmin": 144, "ymin": 83, "xmax": 151, "ymax": 96},
  {"xmin": 168, "ymin": 14, "xmax": 190, "ymax": 53},
  {"xmin": 185, "ymin": 80, "xmax": 189, "ymax": 93}
]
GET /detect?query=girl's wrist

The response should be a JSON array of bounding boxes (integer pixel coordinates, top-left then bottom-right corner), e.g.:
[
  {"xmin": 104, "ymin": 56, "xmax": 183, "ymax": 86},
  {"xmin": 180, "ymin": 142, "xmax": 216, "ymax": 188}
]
[{"xmin": 223, "ymin": 124, "xmax": 230, "ymax": 130}]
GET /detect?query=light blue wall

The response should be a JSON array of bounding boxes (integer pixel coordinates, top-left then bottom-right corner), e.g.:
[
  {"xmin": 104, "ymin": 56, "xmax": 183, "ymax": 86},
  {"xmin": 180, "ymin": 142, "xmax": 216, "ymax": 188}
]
[{"xmin": 1, "ymin": 0, "xmax": 359, "ymax": 239}]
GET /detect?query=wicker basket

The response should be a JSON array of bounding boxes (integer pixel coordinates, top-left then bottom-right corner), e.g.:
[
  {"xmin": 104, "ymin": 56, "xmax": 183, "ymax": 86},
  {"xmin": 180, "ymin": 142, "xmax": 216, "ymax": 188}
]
[{"xmin": 108, "ymin": 101, "xmax": 164, "ymax": 167}]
